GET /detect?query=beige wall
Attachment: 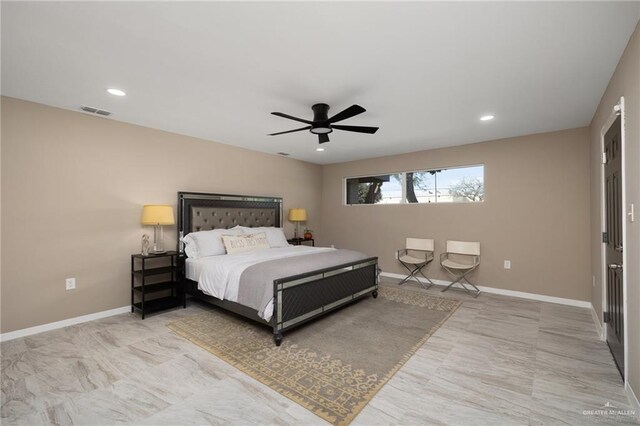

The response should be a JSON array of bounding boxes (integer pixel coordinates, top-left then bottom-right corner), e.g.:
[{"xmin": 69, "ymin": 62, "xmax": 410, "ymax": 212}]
[
  {"xmin": 0, "ymin": 97, "xmax": 322, "ymax": 333},
  {"xmin": 319, "ymin": 128, "xmax": 591, "ymax": 301},
  {"xmin": 590, "ymin": 20, "xmax": 640, "ymax": 399}
]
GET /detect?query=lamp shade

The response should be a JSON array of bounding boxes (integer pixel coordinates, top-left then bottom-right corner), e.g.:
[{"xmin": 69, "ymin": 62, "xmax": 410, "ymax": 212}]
[
  {"xmin": 141, "ymin": 205, "xmax": 175, "ymax": 225},
  {"xmin": 288, "ymin": 208, "xmax": 307, "ymax": 222}
]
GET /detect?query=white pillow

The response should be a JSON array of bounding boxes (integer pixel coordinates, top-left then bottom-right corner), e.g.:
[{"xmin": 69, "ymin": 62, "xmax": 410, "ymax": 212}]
[
  {"xmin": 241, "ymin": 226, "xmax": 289, "ymax": 248},
  {"xmin": 222, "ymin": 232, "xmax": 270, "ymax": 255},
  {"xmin": 182, "ymin": 234, "xmax": 199, "ymax": 258},
  {"xmin": 182, "ymin": 227, "xmax": 244, "ymax": 258}
]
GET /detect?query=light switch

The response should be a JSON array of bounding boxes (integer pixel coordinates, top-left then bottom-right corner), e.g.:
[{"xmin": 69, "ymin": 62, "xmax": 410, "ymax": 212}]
[
  {"xmin": 629, "ymin": 203, "xmax": 635, "ymax": 223},
  {"xmin": 504, "ymin": 260, "xmax": 511, "ymax": 269}
]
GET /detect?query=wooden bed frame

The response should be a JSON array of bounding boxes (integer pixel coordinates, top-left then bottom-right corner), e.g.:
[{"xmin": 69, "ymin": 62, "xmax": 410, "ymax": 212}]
[{"xmin": 177, "ymin": 192, "xmax": 378, "ymax": 345}]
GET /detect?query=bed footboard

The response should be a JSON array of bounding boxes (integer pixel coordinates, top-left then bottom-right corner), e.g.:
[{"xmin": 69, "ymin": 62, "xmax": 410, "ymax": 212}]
[{"xmin": 272, "ymin": 257, "xmax": 378, "ymax": 345}]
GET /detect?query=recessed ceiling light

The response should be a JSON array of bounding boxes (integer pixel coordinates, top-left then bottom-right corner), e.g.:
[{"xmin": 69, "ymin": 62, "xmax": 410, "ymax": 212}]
[
  {"xmin": 316, "ymin": 147, "xmax": 325, "ymax": 152},
  {"xmin": 480, "ymin": 115, "xmax": 494, "ymax": 121},
  {"xmin": 107, "ymin": 88, "xmax": 126, "ymax": 97}
]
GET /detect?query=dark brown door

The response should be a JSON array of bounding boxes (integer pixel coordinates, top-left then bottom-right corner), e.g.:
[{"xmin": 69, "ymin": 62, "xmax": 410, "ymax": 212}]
[{"xmin": 604, "ymin": 115, "xmax": 624, "ymax": 378}]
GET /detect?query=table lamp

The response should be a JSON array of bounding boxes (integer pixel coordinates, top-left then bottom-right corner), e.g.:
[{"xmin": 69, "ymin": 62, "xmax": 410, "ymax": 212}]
[
  {"xmin": 288, "ymin": 208, "xmax": 307, "ymax": 239},
  {"xmin": 141, "ymin": 205, "xmax": 175, "ymax": 254}
]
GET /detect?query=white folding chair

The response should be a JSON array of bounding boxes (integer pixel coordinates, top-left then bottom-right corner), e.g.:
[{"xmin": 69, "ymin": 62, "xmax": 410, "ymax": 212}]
[
  {"xmin": 397, "ymin": 238, "xmax": 435, "ymax": 289},
  {"xmin": 440, "ymin": 240, "xmax": 481, "ymax": 297}
]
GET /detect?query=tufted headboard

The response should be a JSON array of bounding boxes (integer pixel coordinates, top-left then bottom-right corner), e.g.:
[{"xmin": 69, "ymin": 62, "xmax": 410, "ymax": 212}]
[{"xmin": 177, "ymin": 192, "xmax": 283, "ymax": 250}]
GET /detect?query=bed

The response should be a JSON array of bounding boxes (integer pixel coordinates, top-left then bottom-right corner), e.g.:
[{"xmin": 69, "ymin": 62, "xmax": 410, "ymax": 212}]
[{"xmin": 177, "ymin": 192, "xmax": 379, "ymax": 346}]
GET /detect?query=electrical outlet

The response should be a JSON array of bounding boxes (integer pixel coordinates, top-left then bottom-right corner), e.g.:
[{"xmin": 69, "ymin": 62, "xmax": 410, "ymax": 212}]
[
  {"xmin": 395, "ymin": 251, "xmax": 399, "ymax": 259},
  {"xmin": 503, "ymin": 260, "xmax": 511, "ymax": 270},
  {"xmin": 65, "ymin": 278, "xmax": 76, "ymax": 290}
]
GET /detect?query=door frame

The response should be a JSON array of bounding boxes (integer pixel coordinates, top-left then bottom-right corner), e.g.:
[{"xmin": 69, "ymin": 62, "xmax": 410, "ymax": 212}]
[{"xmin": 600, "ymin": 96, "xmax": 628, "ymax": 384}]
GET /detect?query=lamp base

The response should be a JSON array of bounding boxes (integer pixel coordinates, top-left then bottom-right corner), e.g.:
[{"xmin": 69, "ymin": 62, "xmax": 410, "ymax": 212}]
[{"xmin": 153, "ymin": 225, "xmax": 166, "ymax": 254}]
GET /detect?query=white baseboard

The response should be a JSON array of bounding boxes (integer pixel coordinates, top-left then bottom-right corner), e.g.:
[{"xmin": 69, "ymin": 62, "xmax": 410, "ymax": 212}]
[
  {"xmin": 591, "ymin": 304, "xmax": 605, "ymax": 340},
  {"xmin": 626, "ymin": 383, "xmax": 640, "ymax": 421},
  {"xmin": 380, "ymin": 272, "xmax": 592, "ymax": 308},
  {"xmin": 0, "ymin": 276, "xmax": 599, "ymax": 341},
  {"xmin": 0, "ymin": 306, "xmax": 131, "ymax": 342}
]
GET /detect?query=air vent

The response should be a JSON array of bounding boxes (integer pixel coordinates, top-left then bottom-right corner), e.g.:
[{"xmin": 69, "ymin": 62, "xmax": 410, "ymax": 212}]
[
  {"xmin": 80, "ymin": 105, "xmax": 112, "ymax": 117},
  {"xmin": 277, "ymin": 152, "xmax": 290, "ymax": 156},
  {"xmin": 80, "ymin": 105, "xmax": 98, "ymax": 113}
]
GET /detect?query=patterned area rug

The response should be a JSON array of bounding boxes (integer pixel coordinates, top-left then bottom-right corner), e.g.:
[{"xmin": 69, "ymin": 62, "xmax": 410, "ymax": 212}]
[{"xmin": 168, "ymin": 286, "xmax": 461, "ymax": 425}]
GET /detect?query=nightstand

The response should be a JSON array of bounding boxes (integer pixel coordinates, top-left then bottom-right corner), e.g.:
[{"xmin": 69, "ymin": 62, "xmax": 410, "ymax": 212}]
[
  {"xmin": 131, "ymin": 251, "xmax": 181, "ymax": 319},
  {"xmin": 288, "ymin": 238, "xmax": 315, "ymax": 247}
]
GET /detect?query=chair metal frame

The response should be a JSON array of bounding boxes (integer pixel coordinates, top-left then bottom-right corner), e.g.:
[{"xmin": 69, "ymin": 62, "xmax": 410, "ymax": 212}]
[
  {"xmin": 397, "ymin": 238, "xmax": 435, "ymax": 289},
  {"xmin": 440, "ymin": 241, "xmax": 481, "ymax": 297}
]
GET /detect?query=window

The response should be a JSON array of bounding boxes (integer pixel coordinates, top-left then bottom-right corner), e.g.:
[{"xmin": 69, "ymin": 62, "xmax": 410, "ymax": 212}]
[
  {"xmin": 345, "ymin": 165, "xmax": 484, "ymax": 205},
  {"xmin": 345, "ymin": 174, "xmax": 402, "ymax": 205}
]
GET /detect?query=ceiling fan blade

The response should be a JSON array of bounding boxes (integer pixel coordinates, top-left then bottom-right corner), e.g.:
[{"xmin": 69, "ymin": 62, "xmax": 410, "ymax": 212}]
[
  {"xmin": 318, "ymin": 133, "xmax": 330, "ymax": 144},
  {"xmin": 268, "ymin": 126, "xmax": 312, "ymax": 136},
  {"xmin": 332, "ymin": 124, "xmax": 379, "ymax": 134},
  {"xmin": 328, "ymin": 104, "xmax": 366, "ymax": 123},
  {"xmin": 271, "ymin": 112, "xmax": 313, "ymax": 125}
]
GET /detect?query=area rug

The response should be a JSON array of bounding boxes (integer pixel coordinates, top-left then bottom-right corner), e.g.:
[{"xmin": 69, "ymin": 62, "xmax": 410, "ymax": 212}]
[{"xmin": 167, "ymin": 286, "xmax": 461, "ymax": 425}]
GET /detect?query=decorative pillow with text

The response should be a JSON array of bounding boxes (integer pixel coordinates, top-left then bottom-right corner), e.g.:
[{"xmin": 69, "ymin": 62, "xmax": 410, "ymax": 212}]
[{"xmin": 221, "ymin": 232, "xmax": 270, "ymax": 254}]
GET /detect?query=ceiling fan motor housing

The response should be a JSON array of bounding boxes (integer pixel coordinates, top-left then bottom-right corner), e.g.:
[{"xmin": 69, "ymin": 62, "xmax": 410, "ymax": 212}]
[{"xmin": 311, "ymin": 103, "xmax": 332, "ymax": 134}]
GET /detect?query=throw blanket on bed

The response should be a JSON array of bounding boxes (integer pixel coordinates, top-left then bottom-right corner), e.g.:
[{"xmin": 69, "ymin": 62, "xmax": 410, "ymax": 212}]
[{"xmin": 238, "ymin": 249, "xmax": 369, "ymax": 319}]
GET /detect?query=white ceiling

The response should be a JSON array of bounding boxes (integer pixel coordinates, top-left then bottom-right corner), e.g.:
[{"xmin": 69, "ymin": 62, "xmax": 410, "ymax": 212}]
[{"xmin": 2, "ymin": 2, "xmax": 639, "ymax": 165}]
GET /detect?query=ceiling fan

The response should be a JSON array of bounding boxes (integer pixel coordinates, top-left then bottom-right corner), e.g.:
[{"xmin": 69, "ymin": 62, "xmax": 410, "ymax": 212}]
[{"xmin": 269, "ymin": 103, "xmax": 379, "ymax": 144}]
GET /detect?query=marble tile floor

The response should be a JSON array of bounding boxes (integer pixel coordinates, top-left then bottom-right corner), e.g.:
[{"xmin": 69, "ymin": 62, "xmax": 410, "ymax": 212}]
[{"xmin": 1, "ymin": 278, "xmax": 637, "ymax": 425}]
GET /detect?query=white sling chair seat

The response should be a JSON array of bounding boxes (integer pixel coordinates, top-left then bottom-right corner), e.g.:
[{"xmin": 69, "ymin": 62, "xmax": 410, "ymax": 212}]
[
  {"xmin": 399, "ymin": 253, "xmax": 433, "ymax": 264},
  {"xmin": 397, "ymin": 238, "xmax": 435, "ymax": 289},
  {"xmin": 441, "ymin": 258, "xmax": 476, "ymax": 270},
  {"xmin": 440, "ymin": 240, "xmax": 481, "ymax": 297}
]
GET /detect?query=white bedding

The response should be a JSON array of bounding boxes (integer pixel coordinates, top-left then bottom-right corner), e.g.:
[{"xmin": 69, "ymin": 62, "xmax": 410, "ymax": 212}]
[{"xmin": 185, "ymin": 246, "xmax": 336, "ymax": 321}]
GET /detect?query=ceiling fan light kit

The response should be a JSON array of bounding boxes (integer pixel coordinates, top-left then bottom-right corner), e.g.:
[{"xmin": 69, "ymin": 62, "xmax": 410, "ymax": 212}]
[{"xmin": 269, "ymin": 103, "xmax": 379, "ymax": 144}]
